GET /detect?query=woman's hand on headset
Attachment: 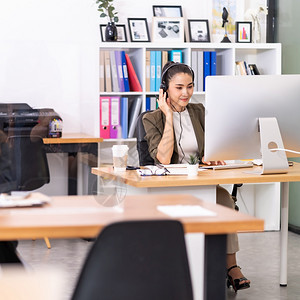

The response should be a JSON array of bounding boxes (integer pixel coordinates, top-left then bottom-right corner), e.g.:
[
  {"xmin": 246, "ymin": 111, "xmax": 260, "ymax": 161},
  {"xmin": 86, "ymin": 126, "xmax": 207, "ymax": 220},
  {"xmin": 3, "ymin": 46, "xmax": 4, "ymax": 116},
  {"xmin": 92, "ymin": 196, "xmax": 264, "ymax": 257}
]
[{"xmin": 157, "ymin": 88, "xmax": 173, "ymax": 117}]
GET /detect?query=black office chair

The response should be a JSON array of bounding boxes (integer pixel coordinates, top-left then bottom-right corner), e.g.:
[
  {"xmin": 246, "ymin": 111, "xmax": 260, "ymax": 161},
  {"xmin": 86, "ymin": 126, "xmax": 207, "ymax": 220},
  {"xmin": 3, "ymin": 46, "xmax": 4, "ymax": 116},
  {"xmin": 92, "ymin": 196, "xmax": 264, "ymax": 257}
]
[
  {"xmin": 8, "ymin": 135, "xmax": 50, "ymax": 191},
  {"xmin": 136, "ymin": 111, "xmax": 154, "ymax": 166},
  {"xmin": 8, "ymin": 135, "xmax": 51, "ymax": 248},
  {"xmin": 71, "ymin": 220, "xmax": 193, "ymax": 300}
]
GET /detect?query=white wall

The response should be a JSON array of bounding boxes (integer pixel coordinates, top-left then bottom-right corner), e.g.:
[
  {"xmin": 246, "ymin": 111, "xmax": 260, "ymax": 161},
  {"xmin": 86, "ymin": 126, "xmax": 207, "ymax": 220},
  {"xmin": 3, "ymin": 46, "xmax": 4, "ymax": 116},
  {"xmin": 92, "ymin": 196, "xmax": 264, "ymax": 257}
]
[
  {"xmin": 0, "ymin": 0, "xmax": 100, "ymax": 134},
  {"xmin": 0, "ymin": 0, "xmax": 266, "ymax": 135}
]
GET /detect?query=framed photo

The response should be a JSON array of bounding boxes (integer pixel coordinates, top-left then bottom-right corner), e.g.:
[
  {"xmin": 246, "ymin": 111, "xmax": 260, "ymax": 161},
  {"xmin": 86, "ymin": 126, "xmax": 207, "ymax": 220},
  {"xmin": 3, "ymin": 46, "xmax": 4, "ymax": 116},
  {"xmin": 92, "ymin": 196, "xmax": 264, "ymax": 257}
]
[
  {"xmin": 100, "ymin": 24, "xmax": 127, "ymax": 42},
  {"xmin": 152, "ymin": 17, "xmax": 184, "ymax": 43},
  {"xmin": 236, "ymin": 22, "xmax": 252, "ymax": 43},
  {"xmin": 152, "ymin": 5, "xmax": 183, "ymax": 17},
  {"xmin": 127, "ymin": 18, "xmax": 150, "ymax": 42},
  {"xmin": 188, "ymin": 19, "xmax": 210, "ymax": 42}
]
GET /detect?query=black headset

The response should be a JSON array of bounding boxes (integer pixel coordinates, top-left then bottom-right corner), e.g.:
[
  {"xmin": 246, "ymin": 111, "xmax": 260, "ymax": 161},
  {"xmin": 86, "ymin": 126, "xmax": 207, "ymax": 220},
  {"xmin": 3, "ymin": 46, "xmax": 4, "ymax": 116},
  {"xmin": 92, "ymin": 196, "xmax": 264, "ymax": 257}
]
[{"xmin": 160, "ymin": 63, "xmax": 195, "ymax": 92}]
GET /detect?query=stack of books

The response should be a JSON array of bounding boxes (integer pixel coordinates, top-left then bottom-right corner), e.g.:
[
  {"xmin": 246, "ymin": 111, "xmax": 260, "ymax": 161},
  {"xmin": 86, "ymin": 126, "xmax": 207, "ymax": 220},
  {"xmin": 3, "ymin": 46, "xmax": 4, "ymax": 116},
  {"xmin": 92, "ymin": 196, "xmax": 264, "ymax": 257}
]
[{"xmin": 235, "ymin": 61, "xmax": 260, "ymax": 75}]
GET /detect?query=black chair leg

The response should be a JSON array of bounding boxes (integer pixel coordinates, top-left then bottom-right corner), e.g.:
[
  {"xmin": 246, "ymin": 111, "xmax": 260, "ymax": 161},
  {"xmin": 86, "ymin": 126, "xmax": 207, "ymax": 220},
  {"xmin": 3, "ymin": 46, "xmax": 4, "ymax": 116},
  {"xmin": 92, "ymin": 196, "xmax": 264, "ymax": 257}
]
[{"xmin": 0, "ymin": 241, "xmax": 22, "ymax": 264}]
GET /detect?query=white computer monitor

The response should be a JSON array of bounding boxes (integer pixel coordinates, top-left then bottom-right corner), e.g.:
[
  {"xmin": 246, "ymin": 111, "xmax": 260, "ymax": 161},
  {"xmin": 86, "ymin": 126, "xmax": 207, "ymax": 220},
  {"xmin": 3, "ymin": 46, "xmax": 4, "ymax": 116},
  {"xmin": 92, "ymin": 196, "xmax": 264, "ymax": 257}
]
[{"xmin": 204, "ymin": 74, "xmax": 300, "ymax": 174}]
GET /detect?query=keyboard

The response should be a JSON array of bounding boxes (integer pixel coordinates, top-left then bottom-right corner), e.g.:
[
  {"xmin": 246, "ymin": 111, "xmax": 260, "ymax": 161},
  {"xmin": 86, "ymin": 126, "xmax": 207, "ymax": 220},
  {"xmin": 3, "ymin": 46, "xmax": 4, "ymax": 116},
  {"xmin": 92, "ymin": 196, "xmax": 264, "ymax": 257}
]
[{"xmin": 200, "ymin": 162, "xmax": 253, "ymax": 170}]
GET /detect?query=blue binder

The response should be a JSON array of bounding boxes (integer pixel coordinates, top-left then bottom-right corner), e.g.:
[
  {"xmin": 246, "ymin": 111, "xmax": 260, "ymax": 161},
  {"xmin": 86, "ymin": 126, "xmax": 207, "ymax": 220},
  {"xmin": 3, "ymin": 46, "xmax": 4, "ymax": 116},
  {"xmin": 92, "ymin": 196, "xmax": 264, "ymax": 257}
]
[
  {"xmin": 121, "ymin": 51, "xmax": 130, "ymax": 92},
  {"xmin": 120, "ymin": 97, "xmax": 128, "ymax": 138},
  {"xmin": 169, "ymin": 50, "xmax": 182, "ymax": 63},
  {"xmin": 150, "ymin": 51, "xmax": 156, "ymax": 92},
  {"xmin": 203, "ymin": 51, "xmax": 211, "ymax": 91},
  {"xmin": 155, "ymin": 51, "xmax": 162, "ymax": 92},
  {"xmin": 146, "ymin": 97, "xmax": 151, "ymax": 111},
  {"xmin": 210, "ymin": 51, "xmax": 217, "ymax": 76}
]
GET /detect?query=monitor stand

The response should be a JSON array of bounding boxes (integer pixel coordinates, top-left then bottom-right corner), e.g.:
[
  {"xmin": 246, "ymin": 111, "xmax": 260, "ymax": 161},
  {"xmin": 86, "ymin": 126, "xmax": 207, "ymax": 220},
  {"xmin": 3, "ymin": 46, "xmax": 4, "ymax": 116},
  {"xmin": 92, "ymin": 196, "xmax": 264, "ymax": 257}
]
[{"xmin": 259, "ymin": 117, "xmax": 289, "ymax": 174}]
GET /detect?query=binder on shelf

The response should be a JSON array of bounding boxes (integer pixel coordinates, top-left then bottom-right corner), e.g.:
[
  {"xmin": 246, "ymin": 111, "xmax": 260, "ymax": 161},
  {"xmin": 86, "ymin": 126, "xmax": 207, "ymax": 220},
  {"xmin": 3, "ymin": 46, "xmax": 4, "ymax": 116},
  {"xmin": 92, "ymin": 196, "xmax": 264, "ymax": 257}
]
[
  {"xmin": 115, "ymin": 50, "xmax": 125, "ymax": 92},
  {"xmin": 145, "ymin": 51, "xmax": 151, "ymax": 92},
  {"xmin": 210, "ymin": 51, "xmax": 217, "ymax": 76},
  {"xmin": 128, "ymin": 97, "xmax": 142, "ymax": 138},
  {"xmin": 100, "ymin": 96, "xmax": 110, "ymax": 139},
  {"xmin": 99, "ymin": 50, "xmax": 105, "ymax": 92},
  {"xmin": 162, "ymin": 50, "xmax": 168, "ymax": 70},
  {"xmin": 203, "ymin": 51, "xmax": 211, "ymax": 91},
  {"xmin": 150, "ymin": 51, "xmax": 156, "ymax": 92},
  {"xmin": 169, "ymin": 50, "xmax": 182, "ymax": 63},
  {"xmin": 191, "ymin": 51, "xmax": 198, "ymax": 91},
  {"xmin": 197, "ymin": 50, "xmax": 204, "ymax": 92},
  {"xmin": 146, "ymin": 97, "xmax": 151, "ymax": 111},
  {"xmin": 121, "ymin": 51, "xmax": 130, "ymax": 92},
  {"xmin": 125, "ymin": 53, "xmax": 142, "ymax": 92},
  {"xmin": 155, "ymin": 51, "xmax": 162, "ymax": 92},
  {"xmin": 120, "ymin": 97, "xmax": 128, "ymax": 139},
  {"xmin": 104, "ymin": 50, "xmax": 112, "ymax": 92},
  {"xmin": 110, "ymin": 96, "xmax": 120, "ymax": 138},
  {"xmin": 150, "ymin": 96, "xmax": 157, "ymax": 110},
  {"xmin": 110, "ymin": 51, "xmax": 119, "ymax": 92}
]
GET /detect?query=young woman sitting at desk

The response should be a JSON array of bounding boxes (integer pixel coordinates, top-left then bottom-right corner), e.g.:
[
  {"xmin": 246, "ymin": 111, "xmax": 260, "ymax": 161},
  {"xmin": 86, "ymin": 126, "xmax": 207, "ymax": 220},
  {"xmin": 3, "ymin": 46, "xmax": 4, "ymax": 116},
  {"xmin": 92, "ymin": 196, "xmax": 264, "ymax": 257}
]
[{"xmin": 142, "ymin": 61, "xmax": 250, "ymax": 292}]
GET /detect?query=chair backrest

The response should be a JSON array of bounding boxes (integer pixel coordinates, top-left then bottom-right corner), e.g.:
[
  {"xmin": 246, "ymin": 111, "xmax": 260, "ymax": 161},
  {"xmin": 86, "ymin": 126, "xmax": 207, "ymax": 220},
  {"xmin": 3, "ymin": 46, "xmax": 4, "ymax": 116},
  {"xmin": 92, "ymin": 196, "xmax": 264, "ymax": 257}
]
[
  {"xmin": 72, "ymin": 220, "xmax": 193, "ymax": 300},
  {"xmin": 8, "ymin": 135, "xmax": 50, "ymax": 191},
  {"xmin": 136, "ymin": 111, "xmax": 154, "ymax": 166}
]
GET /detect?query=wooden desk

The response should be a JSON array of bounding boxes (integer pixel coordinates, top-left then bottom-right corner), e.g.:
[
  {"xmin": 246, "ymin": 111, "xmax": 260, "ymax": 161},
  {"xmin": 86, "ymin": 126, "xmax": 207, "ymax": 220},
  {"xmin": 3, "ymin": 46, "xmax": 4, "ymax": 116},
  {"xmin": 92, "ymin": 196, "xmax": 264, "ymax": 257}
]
[
  {"xmin": 0, "ymin": 194, "xmax": 262, "ymax": 240},
  {"xmin": 92, "ymin": 163, "xmax": 300, "ymax": 287},
  {"xmin": 43, "ymin": 133, "xmax": 102, "ymax": 195},
  {"xmin": 43, "ymin": 133, "xmax": 102, "ymax": 145},
  {"xmin": 92, "ymin": 164, "xmax": 300, "ymax": 187},
  {"xmin": 0, "ymin": 194, "xmax": 263, "ymax": 300}
]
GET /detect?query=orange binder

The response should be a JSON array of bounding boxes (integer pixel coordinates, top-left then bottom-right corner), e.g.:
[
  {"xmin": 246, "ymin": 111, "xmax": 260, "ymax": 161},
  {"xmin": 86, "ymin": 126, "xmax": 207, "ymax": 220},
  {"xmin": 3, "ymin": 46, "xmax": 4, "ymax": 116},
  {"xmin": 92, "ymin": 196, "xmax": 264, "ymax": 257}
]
[{"xmin": 125, "ymin": 53, "xmax": 142, "ymax": 92}]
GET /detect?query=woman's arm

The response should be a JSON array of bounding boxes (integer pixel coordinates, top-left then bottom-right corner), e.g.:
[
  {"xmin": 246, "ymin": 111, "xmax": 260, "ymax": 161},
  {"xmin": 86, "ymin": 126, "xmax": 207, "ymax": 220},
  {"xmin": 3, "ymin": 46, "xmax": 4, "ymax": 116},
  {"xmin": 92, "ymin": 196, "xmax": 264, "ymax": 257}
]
[
  {"xmin": 156, "ymin": 89, "xmax": 174, "ymax": 164},
  {"xmin": 156, "ymin": 112, "xmax": 174, "ymax": 164}
]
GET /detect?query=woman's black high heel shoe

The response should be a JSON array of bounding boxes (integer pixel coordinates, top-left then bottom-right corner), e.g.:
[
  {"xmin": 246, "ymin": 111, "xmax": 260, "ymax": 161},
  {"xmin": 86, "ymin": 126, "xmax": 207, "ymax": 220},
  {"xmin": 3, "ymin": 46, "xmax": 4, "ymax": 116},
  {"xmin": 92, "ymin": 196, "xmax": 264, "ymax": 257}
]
[{"xmin": 227, "ymin": 265, "xmax": 250, "ymax": 292}]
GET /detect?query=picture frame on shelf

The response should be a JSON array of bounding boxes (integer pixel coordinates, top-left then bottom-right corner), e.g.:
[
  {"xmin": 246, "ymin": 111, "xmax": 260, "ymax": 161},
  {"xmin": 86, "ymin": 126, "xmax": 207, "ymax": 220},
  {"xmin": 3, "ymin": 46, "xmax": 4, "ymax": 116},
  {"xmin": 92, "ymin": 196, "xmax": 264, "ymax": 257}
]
[
  {"xmin": 188, "ymin": 19, "xmax": 210, "ymax": 42},
  {"xmin": 152, "ymin": 17, "xmax": 184, "ymax": 43},
  {"xmin": 127, "ymin": 18, "xmax": 150, "ymax": 42},
  {"xmin": 100, "ymin": 24, "xmax": 127, "ymax": 42},
  {"xmin": 152, "ymin": 5, "xmax": 183, "ymax": 17},
  {"xmin": 236, "ymin": 21, "xmax": 252, "ymax": 43}
]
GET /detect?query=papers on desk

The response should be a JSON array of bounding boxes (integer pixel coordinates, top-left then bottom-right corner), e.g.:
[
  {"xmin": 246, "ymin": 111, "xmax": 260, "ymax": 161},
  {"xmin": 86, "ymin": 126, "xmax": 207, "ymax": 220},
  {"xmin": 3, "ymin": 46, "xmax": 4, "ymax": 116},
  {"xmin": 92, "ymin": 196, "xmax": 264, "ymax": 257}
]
[
  {"xmin": 0, "ymin": 192, "xmax": 51, "ymax": 208},
  {"xmin": 157, "ymin": 205, "xmax": 217, "ymax": 217}
]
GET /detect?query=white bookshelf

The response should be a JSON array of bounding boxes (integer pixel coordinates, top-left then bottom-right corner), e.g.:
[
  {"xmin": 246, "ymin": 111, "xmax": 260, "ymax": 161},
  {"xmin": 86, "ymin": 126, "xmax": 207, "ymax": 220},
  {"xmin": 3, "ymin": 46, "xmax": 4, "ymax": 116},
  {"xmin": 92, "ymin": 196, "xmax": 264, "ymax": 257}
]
[
  {"xmin": 99, "ymin": 42, "xmax": 282, "ymax": 230},
  {"xmin": 100, "ymin": 42, "xmax": 281, "ymax": 109}
]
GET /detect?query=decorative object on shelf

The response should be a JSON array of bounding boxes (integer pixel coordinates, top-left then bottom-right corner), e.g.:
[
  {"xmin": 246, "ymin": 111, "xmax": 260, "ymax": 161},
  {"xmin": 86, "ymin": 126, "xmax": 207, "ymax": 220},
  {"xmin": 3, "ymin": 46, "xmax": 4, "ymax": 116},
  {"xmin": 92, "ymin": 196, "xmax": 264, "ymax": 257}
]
[
  {"xmin": 100, "ymin": 24, "xmax": 127, "ymax": 42},
  {"xmin": 152, "ymin": 5, "xmax": 183, "ymax": 17},
  {"xmin": 188, "ymin": 19, "xmax": 210, "ymax": 42},
  {"xmin": 187, "ymin": 154, "xmax": 200, "ymax": 177},
  {"xmin": 245, "ymin": 6, "xmax": 268, "ymax": 43},
  {"xmin": 127, "ymin": 18, "xmax": 150, "ymax": 42},
  {"xmin": 221, "ymin": 7, "xmax": 231, "ymax": 43},
  {"xmin": 236, "ymin": 21, "xmax": 252, "ymax": 43},
  {"xmin": 152, "ymin": 17, "xmax": 184, "ymax": 43},
  {"xmin": 97, "ymin": 0, "xmax": 119, "ymax": 42}
]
